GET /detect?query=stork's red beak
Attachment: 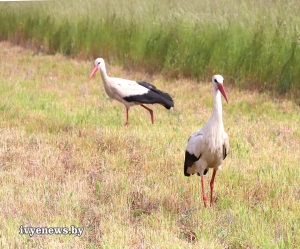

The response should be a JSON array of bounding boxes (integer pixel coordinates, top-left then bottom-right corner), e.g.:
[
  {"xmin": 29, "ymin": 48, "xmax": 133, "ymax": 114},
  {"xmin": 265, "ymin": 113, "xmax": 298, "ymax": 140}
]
[
  {"xmin": 88, "ymin": 66, "xmax": 98, "ymax": 81},
  {"xmin": 218, "ymin": 84, "xmax": 228, "ymax": 103}
]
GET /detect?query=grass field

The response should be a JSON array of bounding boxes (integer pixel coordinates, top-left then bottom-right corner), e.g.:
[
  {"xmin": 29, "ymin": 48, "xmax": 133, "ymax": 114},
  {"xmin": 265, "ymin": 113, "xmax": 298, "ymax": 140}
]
[
  {"xmin": 0, "ymin": 42, "xmax": 299, "ymax": 248},
  {"xmin": 1, "ymin": 0, "xmax": 300, "ymax": 98}
]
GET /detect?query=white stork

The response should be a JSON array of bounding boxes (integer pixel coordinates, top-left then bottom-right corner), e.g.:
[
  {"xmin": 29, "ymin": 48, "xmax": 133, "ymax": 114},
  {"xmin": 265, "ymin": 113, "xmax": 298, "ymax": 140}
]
[
  {"xmin": 184, "ymin": 75, "xmax": 229, "ymax": 208},
  {"xmin": 88, "ymin": 58, "xmax": 174, "ymax": 125}
]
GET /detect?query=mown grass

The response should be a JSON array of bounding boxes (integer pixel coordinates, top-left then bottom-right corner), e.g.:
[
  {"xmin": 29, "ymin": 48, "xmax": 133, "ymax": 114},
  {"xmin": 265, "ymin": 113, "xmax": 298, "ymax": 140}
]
[
  {"xmin": 1, "ymin": 0, "xmax": 300, "ymax": 98},
  {"xmin": 0, "ymin": 42, "xmax": 299, "ymax": 248}
]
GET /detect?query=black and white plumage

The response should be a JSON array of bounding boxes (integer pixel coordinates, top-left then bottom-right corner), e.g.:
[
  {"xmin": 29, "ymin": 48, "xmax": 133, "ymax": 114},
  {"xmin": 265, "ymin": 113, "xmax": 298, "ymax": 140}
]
[
  {"xmin": 88, "ymin": 58, "xmax": 174, "ymax": 125},
  {"xmin": 184, "ymin": 75, "xmax": 229, "ymax": 208}
]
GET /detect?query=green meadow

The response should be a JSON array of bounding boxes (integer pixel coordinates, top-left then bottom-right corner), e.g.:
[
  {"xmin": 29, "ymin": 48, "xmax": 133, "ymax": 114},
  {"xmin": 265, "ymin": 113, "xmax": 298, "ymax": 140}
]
[
  {"xmin": 0, "ymin": 41, "xmax": 299, "ymax": 248},
  {"xmin": 1, "ymin": 0, "xmax": 300, "ymax": 97},
  {"xmin": 0, "ymin": 0, "xmax": 299, "ymax": 248}
]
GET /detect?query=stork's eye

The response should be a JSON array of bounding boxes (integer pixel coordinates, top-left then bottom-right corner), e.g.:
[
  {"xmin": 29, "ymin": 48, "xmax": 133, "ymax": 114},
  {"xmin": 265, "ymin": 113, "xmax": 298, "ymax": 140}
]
[
  {"xmin": 214, "ymin": 79, "xmax": 218, "ymax": 84},
  {"xmin": 97, "ymin": 62, "xmax": 101, "ymax": 65}
]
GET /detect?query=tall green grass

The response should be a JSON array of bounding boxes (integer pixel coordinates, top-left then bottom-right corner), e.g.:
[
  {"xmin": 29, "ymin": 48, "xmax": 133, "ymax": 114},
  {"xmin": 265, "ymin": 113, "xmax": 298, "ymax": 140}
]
[{"xmin": 1, "ymin": 0, "xmax": 300, "ymax": 98}]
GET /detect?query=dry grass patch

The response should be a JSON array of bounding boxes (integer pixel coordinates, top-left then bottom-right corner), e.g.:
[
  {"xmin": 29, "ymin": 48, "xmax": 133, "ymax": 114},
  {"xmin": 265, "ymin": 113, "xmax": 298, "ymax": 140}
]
[{"xmin": 0, "ymin": 42, "xmax": 299, "ymax": 248}]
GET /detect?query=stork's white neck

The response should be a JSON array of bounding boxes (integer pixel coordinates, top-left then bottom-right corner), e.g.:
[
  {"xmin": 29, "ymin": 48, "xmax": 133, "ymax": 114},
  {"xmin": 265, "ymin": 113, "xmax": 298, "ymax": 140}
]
[
  {"xmin": 202, "ymin": 86, "xmax": 224, "ymax": 153},
  {"xmin": 99, "ymin": 62, "xmax": 110, "ymax": 84},
  {"xmin": 212, "ymin": 87, "xmax": 223, "ymax": 120},
  {"xmin": 98, "ymin": 61, "xmax": 117, "ymax": 100}
]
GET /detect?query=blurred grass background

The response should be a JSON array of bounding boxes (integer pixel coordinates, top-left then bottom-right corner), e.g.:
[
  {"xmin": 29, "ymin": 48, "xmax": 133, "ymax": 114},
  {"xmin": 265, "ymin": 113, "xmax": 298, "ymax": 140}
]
[{"xmin": 1, "ymin": 0, "xmax": 300, "ymax": 98}]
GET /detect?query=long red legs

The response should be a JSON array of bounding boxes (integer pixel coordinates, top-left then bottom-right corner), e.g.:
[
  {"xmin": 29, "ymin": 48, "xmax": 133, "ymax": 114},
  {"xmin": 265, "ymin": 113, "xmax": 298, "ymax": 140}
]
[
  {"xmin": 125, "ymin": 107, "xmax": 129, "ymax": 126},
  {"xmin": 141, "ymin": 104, "xmax": 154, "ymax": 124},
  {"xmin": 210, "ymin": 169, "xmax": 217, "ymax": 206},
  {"xmin": 201, "ymin": 175, "xmax": 208, "ymax": 208}
]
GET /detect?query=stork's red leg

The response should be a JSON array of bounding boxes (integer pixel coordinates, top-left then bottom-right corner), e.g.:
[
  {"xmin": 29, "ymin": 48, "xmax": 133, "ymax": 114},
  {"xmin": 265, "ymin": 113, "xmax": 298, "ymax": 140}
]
[
  {"xmin": 201, "ymin": 176, "xmax": 207, "ymax": 208},
  {"xmin": 210, "ymin": 169, "xmax": 217, "ymax": 206},
  {"xmin": 141, "ymin": 104, "xmax": 154, "ymax": 124},
  {"xmin": 125, "ymin": 107, "xmax": 129, "ymax": 126}
]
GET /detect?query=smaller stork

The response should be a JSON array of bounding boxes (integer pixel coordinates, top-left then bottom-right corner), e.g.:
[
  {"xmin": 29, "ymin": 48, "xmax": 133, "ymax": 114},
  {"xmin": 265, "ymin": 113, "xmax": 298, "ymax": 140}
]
[
  {"xmin": 88, "ymin": 58, "xmax": 174, "ymax": 125},
  {"xmin": 184, "ymin": 75, "xmax": 229, "ymax": 208}
]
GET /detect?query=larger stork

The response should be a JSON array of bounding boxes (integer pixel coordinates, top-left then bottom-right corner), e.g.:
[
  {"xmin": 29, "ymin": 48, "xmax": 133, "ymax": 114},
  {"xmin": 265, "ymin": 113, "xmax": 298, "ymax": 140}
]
[
  {"xmin": 88, "ymin": 58, "xmax": 174, "ymax": 125},
  {"xmin": 184, "ymin": 75, "xmax": 229, "ymax": 208}
]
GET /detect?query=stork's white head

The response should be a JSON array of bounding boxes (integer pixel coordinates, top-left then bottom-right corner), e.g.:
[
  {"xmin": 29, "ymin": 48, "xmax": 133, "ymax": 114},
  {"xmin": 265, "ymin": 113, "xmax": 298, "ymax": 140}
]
[
  {"xmin": 88, "ymin": 58, "xmax": 105, "ymax": 81},
  {"xmin": 212, "ymin": 74, "xmax": 228, "ymax": 103},
  {"xmin": 94, "ymin": 58, "xmax": 105, "ymax": 68}
]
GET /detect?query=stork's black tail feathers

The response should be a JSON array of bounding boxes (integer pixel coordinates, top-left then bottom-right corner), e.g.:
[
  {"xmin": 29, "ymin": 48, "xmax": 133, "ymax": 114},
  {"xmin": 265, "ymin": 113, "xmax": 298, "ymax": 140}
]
[
  {"xmin": 157, "ymin": 91, "xmax": 174, "ymax": 109},
  {"xmin": 137, "ymin": 82, "xmax": 174, "ymax": 109}
]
